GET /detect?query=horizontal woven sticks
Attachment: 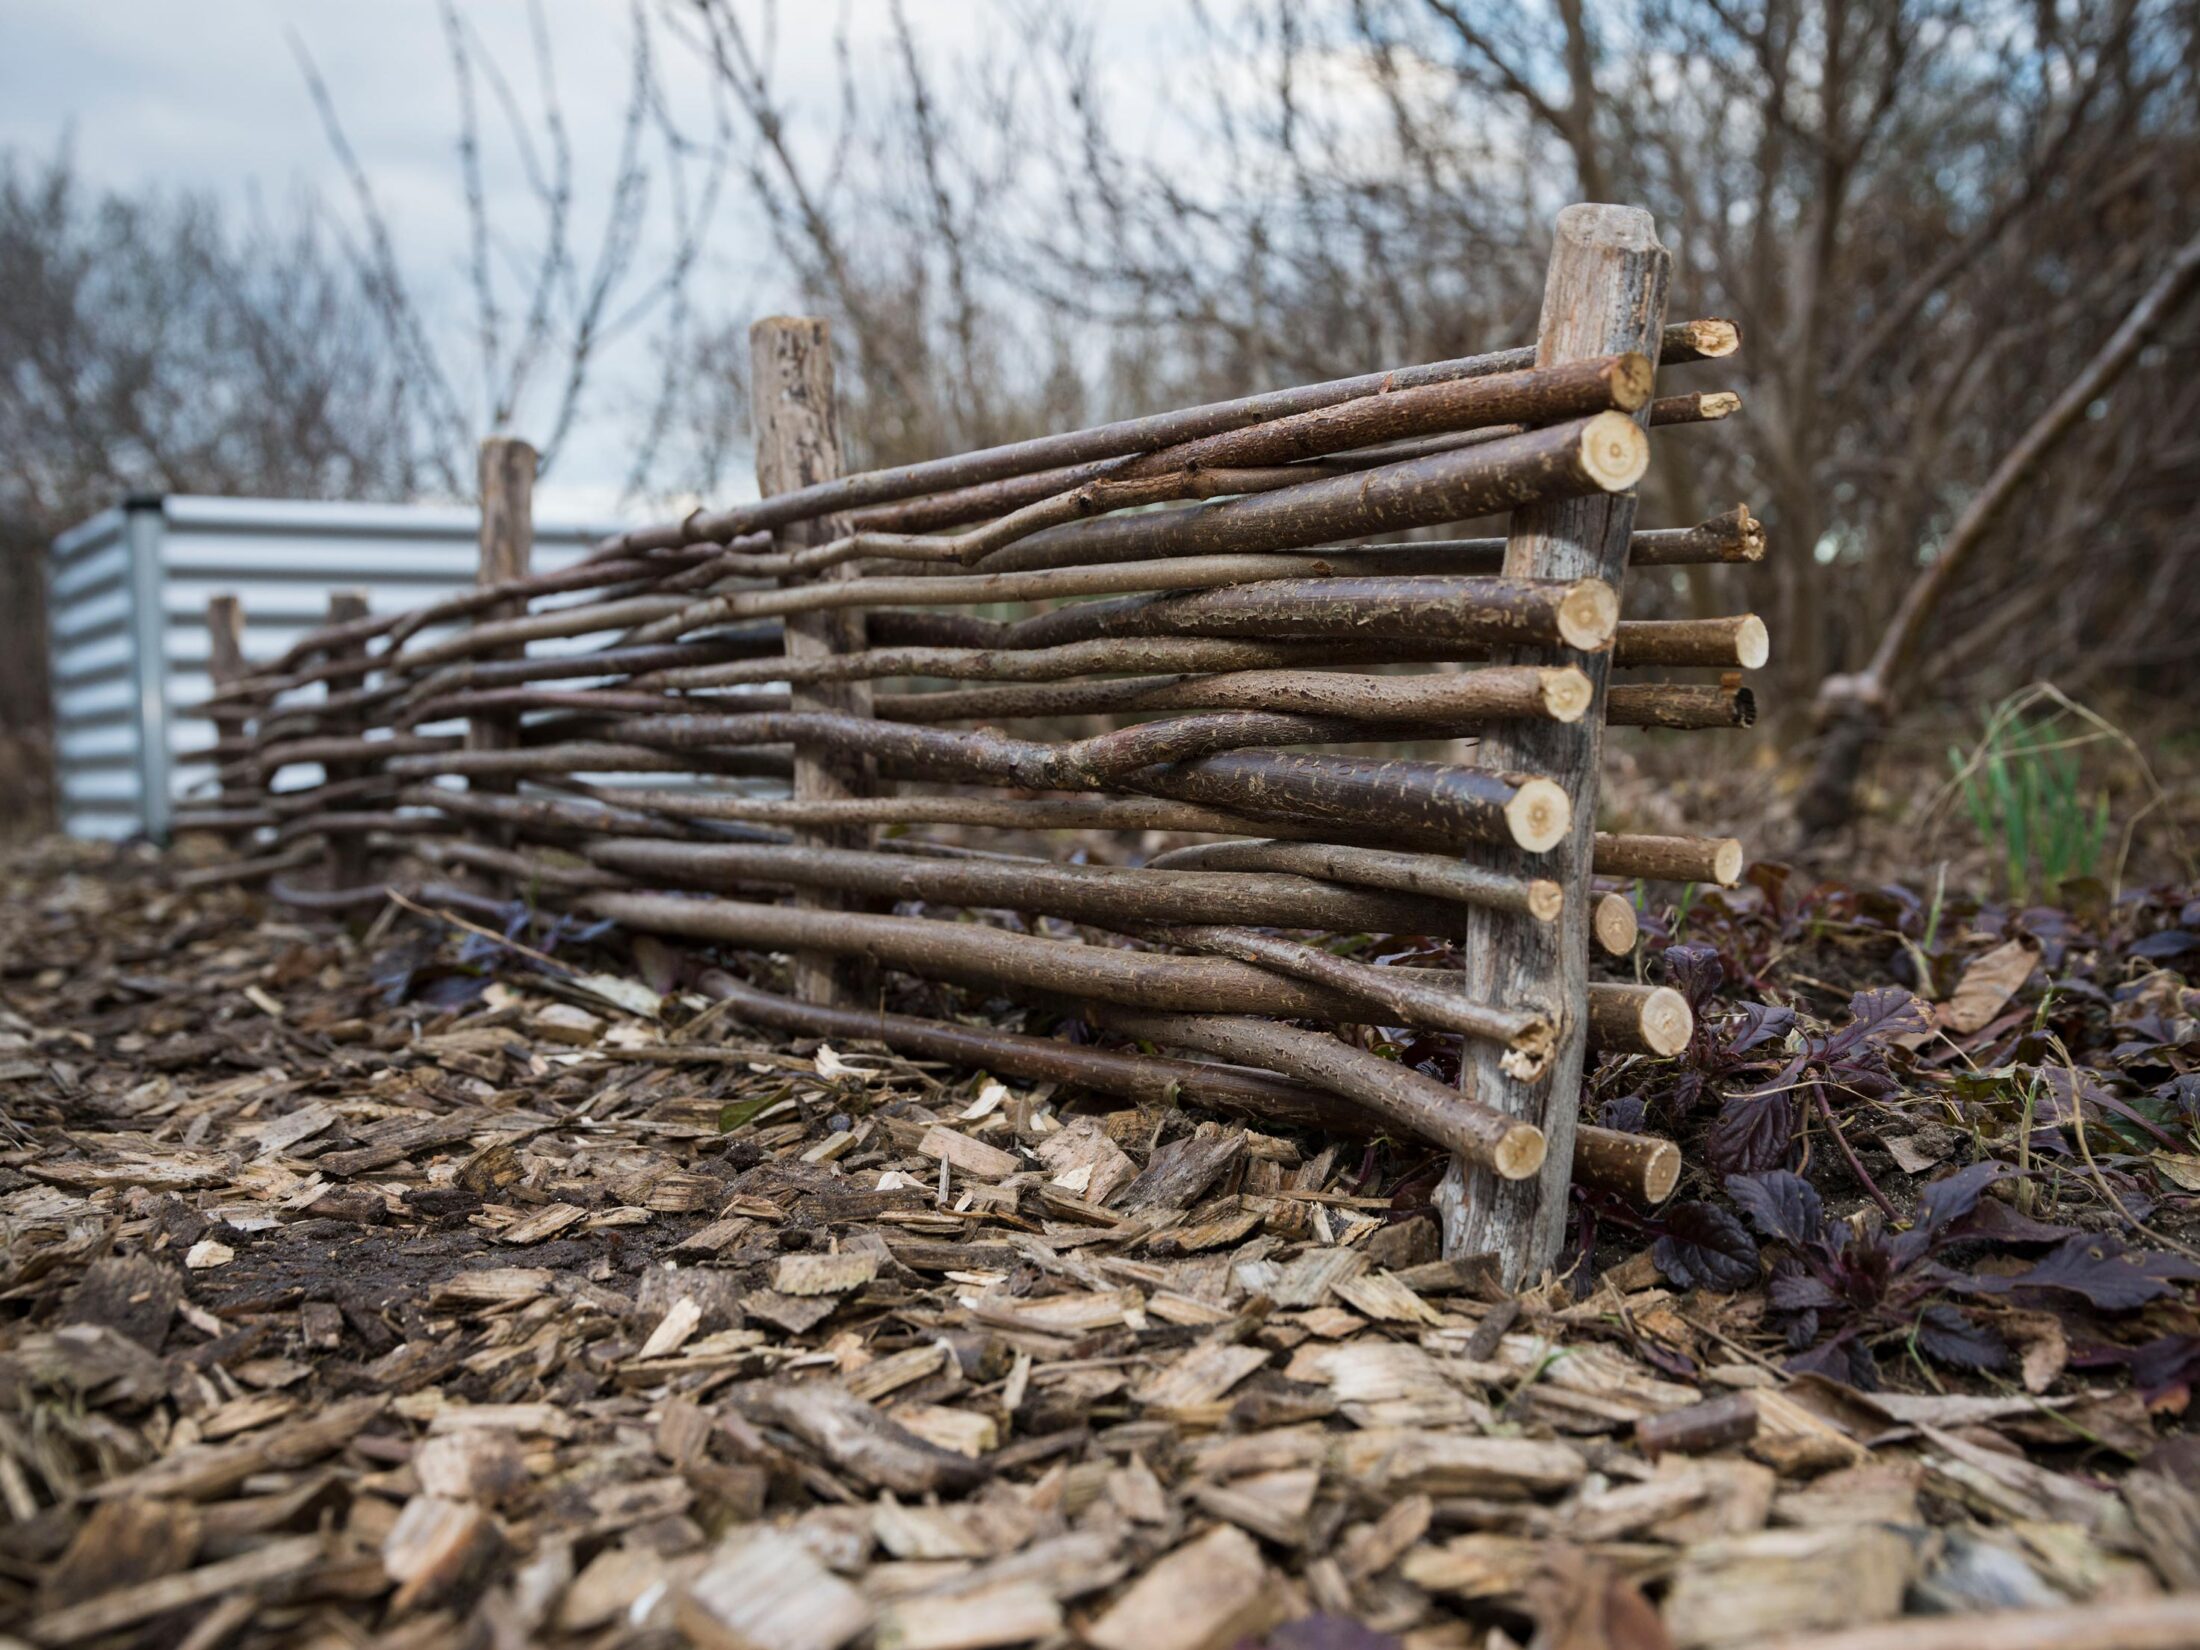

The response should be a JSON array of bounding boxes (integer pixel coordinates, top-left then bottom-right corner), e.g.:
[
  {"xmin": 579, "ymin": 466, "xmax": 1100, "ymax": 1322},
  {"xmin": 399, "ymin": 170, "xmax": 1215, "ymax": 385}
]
[{"xmin": 190, "ymin": 208, "xmax": 1762, "ymax": 1272}]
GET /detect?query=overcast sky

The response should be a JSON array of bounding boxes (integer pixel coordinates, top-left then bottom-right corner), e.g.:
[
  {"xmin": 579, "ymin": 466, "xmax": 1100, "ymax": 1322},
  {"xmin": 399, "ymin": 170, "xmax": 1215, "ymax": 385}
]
[{"xmin": 3, "ymin": 0, "xmax": 1203, "ymax": 521}]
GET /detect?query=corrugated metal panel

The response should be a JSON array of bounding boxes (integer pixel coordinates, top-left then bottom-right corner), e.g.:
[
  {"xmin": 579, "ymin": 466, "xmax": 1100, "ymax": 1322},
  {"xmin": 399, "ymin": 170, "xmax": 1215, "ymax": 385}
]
[
  {"xmin": 50, "ymin": 494, "xmax": 619, "ymax": 839},
  {"xmin": 48, "ymin": 508, "xmax": 141, "ymax": 839}
]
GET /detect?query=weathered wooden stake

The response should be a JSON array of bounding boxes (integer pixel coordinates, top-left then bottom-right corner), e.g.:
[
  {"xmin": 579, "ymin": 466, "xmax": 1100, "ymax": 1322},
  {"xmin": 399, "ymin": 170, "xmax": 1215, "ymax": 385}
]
[
  {"xmin": 204, "ymin": 596, "xmax": 251, "ymax": 847},
  {"xmin": 322, "ymin": 591, "xmax": 373, "ymax": 895},
  {"xmin": 1438, "ymin": 204, "xmax": 1674, "ymax": 1286},
  {"xmin": 751, "ymin": 316, "xmax": 874, "ymax": 1006},
  {"xmin": 469, "ymin": 437, "xmax": 537, "ymax": 894}
]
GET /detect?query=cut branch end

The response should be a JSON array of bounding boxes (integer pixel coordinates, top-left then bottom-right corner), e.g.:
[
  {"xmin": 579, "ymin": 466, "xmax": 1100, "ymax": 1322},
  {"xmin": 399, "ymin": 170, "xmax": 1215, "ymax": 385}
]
[
  {"xmin": 1505, "ymin": 779, "xmax": 1572, "ymax": 853},
  {"xmin": 1493, "ymin": 1123, "xmax": 1548, "ymax": 1182},
  {"xmin": 1580, "ymin": 411, "xmax": 1651, "ymax": 491},
  {"xmin": 1736, "ymin": 615, "xmax": 1770, "ymax": 669},
  {"xmin": 1675, "ymin": 318, "xmax": 1741, "ymax": 359},
  {"xmin": 1641, "ymin": 985, "xmax": 1694, "ymax": 1055},
  {"xmin": 1539, "ymin": 667, "xmax": 1594, "ymax": 722},
  {"xmin": 1557, "ymin": 580, "xmax": 1621, "ymax": 652},
  {"xmin": 1713, "ymin": 839, "xmax": 1746, "ymax": 885},
  {"xmin": 1526, "ymin": 879, "xmax": 1565, "ymax": 923},
  {"xmin": 1609, "ymin": 351, "xmax": 1656, "ymax": 412},
  {"xmin": 1592, "ymin": 892, "xmax": 1640, "ymax": 957}
]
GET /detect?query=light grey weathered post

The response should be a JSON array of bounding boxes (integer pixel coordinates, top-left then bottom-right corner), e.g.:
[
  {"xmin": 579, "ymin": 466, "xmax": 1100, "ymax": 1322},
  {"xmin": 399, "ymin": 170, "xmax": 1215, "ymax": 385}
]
[
  {"xmin": 204, "ymin": 595, "xmax": 251, "ymax": 847},
  {"xmin": 751, "ymin": 316, "xmax": 874, "ymax": 1006},
  {"xmin": 469, "ymin": 437, "xmax": 537, "ymax": 893},
  {"xmin": 322, "ymin": 590, "xmax": 373, "ymax": 895},
  {"xmin": 1439, "ymin": 204, "xmax": 1673, "ymax": 1286}
]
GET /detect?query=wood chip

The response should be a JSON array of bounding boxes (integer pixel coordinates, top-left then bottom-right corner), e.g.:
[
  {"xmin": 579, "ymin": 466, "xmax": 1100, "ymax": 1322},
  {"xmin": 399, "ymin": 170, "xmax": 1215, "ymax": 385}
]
[
  {"xmin": 875, "ymin": 1579, "xmax": 1062, "ymax": 1650},
  {"xmin": 498, "ymin": 1201, "xmax": 588, "ymax": 1244},
  {"xmin": 1085, "ymin": 1524, "xmax": 1279, "ymax": 1650},
  {"xmin": 1661, "ymin": 1525, "xmax": 1916, "ymax": 1649},
  {"xmin": 919, "ymin": 1126, "xmax": 1023, "ymax": 1181},
  {"xmin": 25, "ymin": 1534, "xmax": 326, "ymax": 1646},
  {"xmin": 382, "ymin": 1494, "xmax": 506, "ymax": 1614},
  {"xmin": 1132, "ymin": 1342, "xmax": 1270, "ymax": 1410},
  {"xmin": 775, "ymin": 1250, "xmax": 882, "ymax": 1295},
  {"xmin": 677, "ymin": 1527, "xmax": 873, "ymax": 1650}
]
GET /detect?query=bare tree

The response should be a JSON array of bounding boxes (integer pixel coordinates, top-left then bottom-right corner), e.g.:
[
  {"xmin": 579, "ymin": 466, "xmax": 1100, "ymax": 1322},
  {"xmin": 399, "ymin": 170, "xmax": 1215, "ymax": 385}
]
[
  {"xmin": 0, "ymin": 145, "xmax": 431, "ymax": 831},
  {"xmin": 293, "ymin": 0, "xmax": 737, "ymax": 496},
  {"xmin": 673, "ymin": 0, "xmax": 2200, "ymax": 836}
]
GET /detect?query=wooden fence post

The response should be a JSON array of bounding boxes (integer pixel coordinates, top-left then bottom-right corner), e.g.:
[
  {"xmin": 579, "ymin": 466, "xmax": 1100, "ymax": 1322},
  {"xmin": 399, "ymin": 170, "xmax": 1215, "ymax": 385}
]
[
  {"xmin": 1439, "ymin": 204, "xmax": 1673, "ymax": 1286},
  {"xmin": 204, "ymin": 595, "xmax": 251, "ymax": 847},
  {"xmin": 323, "ymin": 590, "xmax": 373, "ymax": 896},
  {"xmin": 751, "ymin": 316, "xmax": 874, "ymax": 1006},
  {"xmin": 470, "ymin": 437, "xmax": 537, "ymax": 894}
]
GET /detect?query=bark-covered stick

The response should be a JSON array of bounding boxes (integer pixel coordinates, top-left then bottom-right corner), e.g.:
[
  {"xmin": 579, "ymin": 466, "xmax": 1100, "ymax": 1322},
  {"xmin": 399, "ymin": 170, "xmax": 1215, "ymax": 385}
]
[
  {"xmin": 691, "ymin": 971, "xmax": 1669, "ymax": 1195},
  {"xmin": 1143, "ymin": 838, "xmax": 1562, "ymax": 922},
  {"xmin": 881, "ymin": 666, "xmax": 1590, "ymax": 726},
  {"xmin": 390, "ymin": 594, "xmax": 693, "ymax": 671},
  {"xmin": 636, "ymin": 558, "xmax": 1622, "ymax": 651},
  {"xmin": 396, "ymin": 628, "xmax": 782, "ymax": 714},
  {"xmin": 1083, "ymin": 1004, "xmax": 1546, "ymax": 1180},
  {"xmin": 695, "ymin": 968, "xmax": 1361, "ymax": 1126},
  {"xmin": 1584, "ymin": 983, "xmax": 1695, "ymax": 1056},
  {"xmin": 1135, "ymin": 750, "xmax": 1572, "ymax": 855},
  {"xmin": 1627, "ymin": 504, "xmax": 1763, "ymax": 565},
  {"xmin": 1575, "ymin": 1126, "xmax": 1683, "ymax": 1206},
  {"xmin": 393, "ymin": 783, "xmax": 774, "ymax": 845},
  {"xmin": 1592, "ymin": 832, "xmax": 1745, "ymax": 885},
  {"xmin": 629, "ymin": 416, "xmax": 1643, "ymax": 643},
  {"xmin": 1156, "ymin": 924, "xmax": 1556, "ymax": 1074},
  {"xmin": 1650, "ymin": 390, "xmax": 1742, "ymax": 426},
  {"xmin": 1606, "ymin": 681, "xmax": 1757, "ymax": 730},
  {"xmin": 386, "ymin": 742, "xmax": 792, "ymax": 781},
  {"xmin": 1613, "ymin": 615, "xmax": 1769, "ymax": 669},
  {"xmin": 584, "ymin": 837, "xmax": 1452, "ymax": 936},
  {"xmin": 413, "ymin": 837, "xmax": 628, "ymax": 891},
  {"xmin": 701, "ymin": 354, "xmax": 1660, "ymax": 580},
  {"xmin": 1383, "ymin": 971, "xmax": 1692, "ymax": 1057},
  {"xmin": 582, "ymin": 892, "xmax": 1539, "ymax": 1058},
  {"xmin": 583, "ymin": 785, "xmax": 1718, "ymax": 880},
  {"xmin": 595, "ymin": 713, "xmax": 1574, "ymax": 853},
  {"xmin": 580, "ymin": 320, "xmax": 1730, "ymax": 559},
  {"xmin": 409, "ymin": 663, "xmax": 1597, "ymax": 733}
]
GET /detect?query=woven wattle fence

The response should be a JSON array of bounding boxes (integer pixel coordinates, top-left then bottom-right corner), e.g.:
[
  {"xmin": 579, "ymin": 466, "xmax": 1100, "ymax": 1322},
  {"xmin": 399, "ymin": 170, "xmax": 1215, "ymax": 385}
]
[{"xmin": 181, "ymin": 204, "xmax": 1761, "ymax": 1285}]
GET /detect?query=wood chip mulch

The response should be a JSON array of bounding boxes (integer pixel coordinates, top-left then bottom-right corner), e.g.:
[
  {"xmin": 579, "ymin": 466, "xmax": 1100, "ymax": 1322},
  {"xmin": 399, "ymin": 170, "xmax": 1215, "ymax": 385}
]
[{"xmin": 2, "ymin": 839, "xmax": 2195, "ymax": 1650}]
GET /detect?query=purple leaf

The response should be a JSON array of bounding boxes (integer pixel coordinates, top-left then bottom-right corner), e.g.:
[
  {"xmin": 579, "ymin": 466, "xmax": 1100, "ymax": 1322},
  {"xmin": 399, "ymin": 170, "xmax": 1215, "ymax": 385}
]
[
  {"xmin": 1819, "ymin": 987, "xmax": 1927, "ymax": 1062},
  {"xmin": 1916, "ymin": 1161, "xmax": 2009, "ymax": 1236},
  {"xmin": 1726, "ymin": 1169, "xmax": 1825, "ymax": 1248},
  {"xmin": 1599, "ymin": 1093, "xmax": 1648, "ymax": 1135},
  {"xmin": 2128, "ymin": 929, "xmax": 2198, "ymax": 961},
  {"xmin": 1787, "ymin": 1332, "xmax": 1880, "ymax": 1390},
  {"xmin": 1653, "ymin": 1202, "xmax": 1759, "ymax": 1291},
  {"xmin": 1706, "ymin": 1087, "xmax": 1795, "ymax": 1176},
  {"xmin": 1727, "ymin": 1001, "xmax": 1798, "ymax": 1055},
  {"xmin": 1660, "ymin": 942, "xmax": 1725, "ymax": 1008},
  {"xmin": 1769, "ymin": 1270, "xmax": 1839, "ymax": 1310},
  {"xmin": 1846, "ymin": 986, "xmax": 1928, "ymax": 1041},
  {"xmin": 2131, "ymin": 1334, "xmax": 2200, "ymax": 1409},
  {"xmin": 1915, "ymin": 1305, "xmax": 2010, "ymax": 1371},
  {"xmin": 1961, "ymin": 1233, "xmax": 2200, "ymax": 1311},
  {"xmin": 1949, "ymin": 1197, "xmax": 2078, "ymax": 1246}
]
